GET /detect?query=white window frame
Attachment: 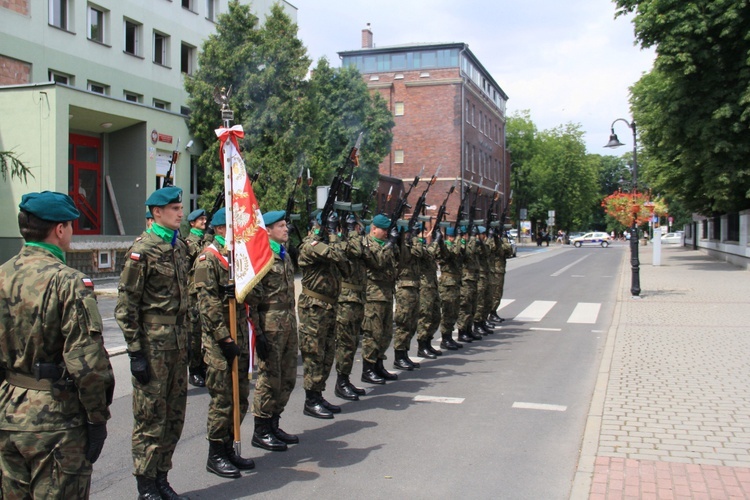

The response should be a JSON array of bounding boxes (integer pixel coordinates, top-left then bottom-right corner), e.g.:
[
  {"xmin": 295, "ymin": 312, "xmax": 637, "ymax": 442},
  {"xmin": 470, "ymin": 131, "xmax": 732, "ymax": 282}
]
[
  {"xmin": 394, "ymin": 150, "xmax": 404, "ymax": 164},
  {"xmin": 394, "ymin": 102, "xmax": 404, "ymax": 116},
  {"xmin": 88, "ymin": 81, "xmax": 108, "ymax": 95},
  {"xmin": 124, "ymin": 19, "xmax": 142, "ymax": 56},
  {"xmin": 49, "ymin": 0, "xmax": 71, "ymax": 30},
  {"xmin": 153, "ymin": 99, "xmax": 169, "ymax": 110},
  {"xmin": 206, "ymin": 0, "xmax": 219, "ymax": 21},
  {"xmin": 153, "ymin": 31, "xmax": 170, "ymax": 66},
  {"xmin": 49, "ymin": 70, "xmax": 72, "ymax": 85},
  {"xmin": 181, "ymin": 43, "xmax": 195, "ymax": 75},
  {"xmin": 87, "ymin": 4, "xmax": 107, "ymax": 43},
  {"xmin": 124, "ymin": 91, "xmax": 142, "ymax": 103}
]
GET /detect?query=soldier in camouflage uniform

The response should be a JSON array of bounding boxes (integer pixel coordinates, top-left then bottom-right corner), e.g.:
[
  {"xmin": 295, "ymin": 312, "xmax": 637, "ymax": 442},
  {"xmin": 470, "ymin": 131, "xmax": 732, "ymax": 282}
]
[
  {"xmin": 488, "ymin": 229, "xmax": 513, "ymax": 323},
  {"xmin": 297, "ymin": 212, "xmax": 347, "ymax": 419},
  {"xmin": 192, "ymin": 208, "xmax": 257, "ymax": 478},
  {"xmin": 437, "ymin": 227, "xmax": 464, "ymax": 350},
  {"xmin": 392, "ymin": 224, "xmax": 425, "ymax": 371},
  {"xmin": 248, "ymin": 210, "xmax": 299, "ymax": 452},
  {"xmin": 457, "ymin": 227, "xmax": 483, "ymax": 343},
  {"xmin": 415, "ymin": 226, "xmax": 444, "ymax": 359},
  {"xmin": 472, "ymin": 226, "xmax": 494, "ymax": 336},
  {"xmin": 333, "ymin": 215, "xmax": 368, "ymax": 401},
  {"xmin": 185, "ymin": 208, "xmax": 208, "ymax": 387},
  {"xmin": 360, "ymin": 214, "xmax": 399, "ymax": 384},
  {"xmin": 115, "ymin": 186, "xmax": 189, "ymax": 500},
  {"xmin": 0, "ymin": 192, "xmax": 115, "ymax": 499}
]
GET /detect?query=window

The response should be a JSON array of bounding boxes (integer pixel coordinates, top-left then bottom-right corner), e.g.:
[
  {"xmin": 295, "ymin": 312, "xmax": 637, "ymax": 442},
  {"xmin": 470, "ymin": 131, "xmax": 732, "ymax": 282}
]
[
  {"xmin": 49, "ymin": 0, "xmax": 70, "ymax": 30},
  {"xmin": 153, "ymin": 99, "xmax": 169, "ymax": 110},
  {"xmin": 153, "ymin": 31, "xmax": 170, "ymax": 66},
  {"xmin": 181, "ymin": 44, "xmax": 195, "ymax": 74},
  {"xmin": 124, "ymin": 19, "xmax": 142, "ymax": 56},
  {"xmin": 394, "ymin": 102, "xmax": 404, "ymax": 116},
  {"xmin": 727, "ymin": 213, "xmax": 739, "ymax": 241},
  {"xmin": 206, "ymin": 0, "xmax": 218, "ymax": 21},
  {"xmin": 124, "ymin": 91, "xmax": 142, "ymax": 103},
  {"xmin": 394, "ymin": 150, "xmax": 404, "ymax": 164},
  {"xmin": 472, "ymin": 104, "xmax": 476, "ymax": 127},
  {"xmin": 88, "ymin": 5, "xmax": 106, "ymax": 43},
  {"xmin": 88, "ymin": 81, "xmax": 108, "ymax": 95},
  {"xmin": 182, "ymin": 0, "xmax": 193, "ymax": 10},
  {"xmin": 471, "ymin": 146, "xmax": 476, "ymax": 172},
  {"xmin": 49, "ymin": 70, "xmax": 72, "ymax": 85},
  {"xmin": 465, "ymin": 99, "xmax": 470, "ymax": 123}
]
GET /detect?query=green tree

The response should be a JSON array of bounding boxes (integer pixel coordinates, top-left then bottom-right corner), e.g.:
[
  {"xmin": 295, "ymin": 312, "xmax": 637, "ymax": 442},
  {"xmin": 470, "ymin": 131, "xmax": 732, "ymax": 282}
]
[
  {"xmin": 506, "ymin": 111, "xmax": 539, "ymax": 227},
  {"xmin": 615, "ymin": 0, "xmax": 750, "ymax": 214},
  {"xmin": 0, "ymin": 150, "xmax": 33, "ymax": 183}
]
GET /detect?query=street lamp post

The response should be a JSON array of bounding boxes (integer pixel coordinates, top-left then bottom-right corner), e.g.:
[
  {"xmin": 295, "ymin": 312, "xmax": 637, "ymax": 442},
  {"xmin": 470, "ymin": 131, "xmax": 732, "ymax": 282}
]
[{"xmin": 604, "ymin": 118, "xmax": 641, "ymax": 297}]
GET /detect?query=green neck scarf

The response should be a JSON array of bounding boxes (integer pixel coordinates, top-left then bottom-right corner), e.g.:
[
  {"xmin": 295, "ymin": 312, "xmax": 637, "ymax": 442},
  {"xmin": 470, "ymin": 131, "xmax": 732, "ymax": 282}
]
[
  {"xmin": 25, "ymin": 242, "xmax": 66, "ymax": 264},
  {"xmin": 269, "ymin": 239, "xmax": 281, "ymax": 255},
  {"xmin": 190, "ymin": 228, "xmax": 204, "ymax": 238},
  {"xmin": 148, "ymin": 223, "xmax": 176, "ymax": 245},
  {"xmin": 214, "ymin": 235, "xmax": 226, "ymax": 248},
  {"xmin": 372, "ymin": 236, "xmax": 385, "ymax": 246}
]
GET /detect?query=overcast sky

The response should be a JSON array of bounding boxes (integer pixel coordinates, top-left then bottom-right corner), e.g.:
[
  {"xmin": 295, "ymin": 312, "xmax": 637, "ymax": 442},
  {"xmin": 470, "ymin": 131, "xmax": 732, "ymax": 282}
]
[{"xmin": 291, "ymin": 0, "xmax": 655, "ymax": 155}]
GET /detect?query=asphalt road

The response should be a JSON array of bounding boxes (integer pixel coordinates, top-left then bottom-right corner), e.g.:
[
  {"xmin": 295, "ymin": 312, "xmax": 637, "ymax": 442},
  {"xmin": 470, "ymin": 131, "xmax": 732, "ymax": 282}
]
[{"xmin": 92, "ymin": 242, "xmax": 624, "ymax": 499}]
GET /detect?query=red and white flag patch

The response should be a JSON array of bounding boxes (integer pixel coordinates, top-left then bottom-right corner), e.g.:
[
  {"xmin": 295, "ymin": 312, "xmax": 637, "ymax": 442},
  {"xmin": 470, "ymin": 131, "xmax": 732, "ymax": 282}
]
[
  {"xmin": 130, "ymin": 252, "xmax": 141, "ymax": 261},
  {"xmin": 198, "ymin": 254, "xmax": 207, "ymax": 261},
  {"xmin": 82, "ymin": 278, "xmax": 94, "ymax": 288}
]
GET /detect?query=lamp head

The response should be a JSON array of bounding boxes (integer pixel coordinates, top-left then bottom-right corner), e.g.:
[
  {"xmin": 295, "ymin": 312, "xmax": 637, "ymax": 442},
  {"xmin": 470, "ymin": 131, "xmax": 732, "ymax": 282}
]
[{"xmin": 604, "ymin": 129, "xmax": 625, "ymax": 149}]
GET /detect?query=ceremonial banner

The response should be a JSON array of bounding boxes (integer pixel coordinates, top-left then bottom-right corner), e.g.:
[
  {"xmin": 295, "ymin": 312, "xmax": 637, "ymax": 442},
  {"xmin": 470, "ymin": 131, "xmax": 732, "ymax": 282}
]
[{"xmin": 216, "ymin": 125, "xmax": 273, "ymax": 303}]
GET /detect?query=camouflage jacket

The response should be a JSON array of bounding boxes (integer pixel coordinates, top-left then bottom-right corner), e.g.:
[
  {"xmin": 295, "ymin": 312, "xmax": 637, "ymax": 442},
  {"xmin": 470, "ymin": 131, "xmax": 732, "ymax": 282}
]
[
  {"xmin": 396, "ymin": 236, "xmax": 424, "ymax": 287},
  {"xmin": 298, "ymin": 233, "xmax": 347, "ymax": 306},
  {"xmin": 419, "ymin": 239, "xmax": 439, "ymax": 289},
  {"xmin": 0, "ymin": 245, "xmax": 114, "ymax": 430},
  {"xmin": 193, "ymin": 244, "xmax": 249, "ymax": 348},
  {"xmin": 115, "ymin": 230, "xmax": 188, "ymax": 352},
  {"xmin": 247, "ymin": 246, "xmax": 297, "ymax": 336},
  {"xmin": 461, "ymin": 236, "xmax": 481, "ymax": 275},
  {"xmin": 437, "ymin": 239, "xmax": 462, "ymax": 280},
  {"xmin": 338, "ymin": 232, "xmax": 367, "ymax": 304},
  {"xmin": 362, "ymin": 234, "xmax": 397, "ymax": 302},
  {"xmin": 488, "ymin": 237, "xmax": 512, "ymax": 274}
]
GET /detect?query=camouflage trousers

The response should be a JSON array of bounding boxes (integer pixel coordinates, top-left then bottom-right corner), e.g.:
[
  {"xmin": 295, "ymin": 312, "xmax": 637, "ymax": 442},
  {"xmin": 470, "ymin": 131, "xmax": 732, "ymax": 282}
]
[
  {"xmin": 491, "ymin": 272, "xmax": 506, "ymax": 312},
  {"xmin": 361, "ymin": 299, "xmax": 394, "ymax": 364},
  {"xmin": 0, "ymin": 426, "xmax": 90, "ymax": 499},
  {"xmin": 474, "ymin": 271, "xmax": 491, "ymax": 322},
  {"xmin": 131, "ymin": 347, "xmax": 187, "ymax": 478},
  {"xmin": 204, "ymin": 345, "xmax": 250, "ymax": 442},
  {"xmin": 458, "ymin": 273, "xmax": 478, "ymax": 332},
  {"xmin": 438, "ymin": 279, "xmax": 461, "ymax": 336},
  {"xmin": 252, "ymin": 326, "xmax": 298, "ymax": 419},
  {"xmin": 417, "ymin": 281, "xmax": 441, "ymax": 342},
  {"xmin": 297, "ymin": 295, "xmax": 336, "ymax": 392},
  {"xmin": 187, "ymin": 293, "xmax": 203, "ymax": 370},
  {"xmin": 334, "ymin": 301, "xmax": 364, "ymax": 376},
  {"xmin": 393, "ymin": 286, "xmax": 419, "ymax": 351}
]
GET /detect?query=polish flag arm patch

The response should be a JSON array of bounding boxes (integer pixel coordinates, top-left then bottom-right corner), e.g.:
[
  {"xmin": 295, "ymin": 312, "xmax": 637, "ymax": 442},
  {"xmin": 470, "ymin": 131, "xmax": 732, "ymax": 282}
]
[
  {"xmin": 198, "ymin": 254, "xmax": 207, "ymax": 261},
  {"xmin": 130, "ymin": 252, "xmax": 141, "ymax": 261},
  {"xmin": 82, "ymin": 278, "xmax": 94, "ymax": 288}
]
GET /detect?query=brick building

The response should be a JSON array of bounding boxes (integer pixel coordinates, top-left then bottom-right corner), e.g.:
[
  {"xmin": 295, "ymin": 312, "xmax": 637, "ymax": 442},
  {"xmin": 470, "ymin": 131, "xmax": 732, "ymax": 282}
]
[{"xmin": 339, "ymin": 28, "xmax": 511, "ymax": 228}]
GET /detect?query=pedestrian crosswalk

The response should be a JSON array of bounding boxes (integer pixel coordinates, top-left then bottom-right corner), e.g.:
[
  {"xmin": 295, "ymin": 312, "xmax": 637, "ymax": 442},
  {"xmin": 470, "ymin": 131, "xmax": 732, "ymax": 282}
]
[{"xmin": 497, "ymin": 299, "xmax": 603, "ymax": 326}]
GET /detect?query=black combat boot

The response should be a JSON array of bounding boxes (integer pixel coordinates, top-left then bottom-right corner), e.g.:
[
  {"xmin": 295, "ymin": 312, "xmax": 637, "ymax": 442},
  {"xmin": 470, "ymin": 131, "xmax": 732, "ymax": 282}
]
[
  {"xmin": 482, "ymin": 320, "xmax": 496, "ymax": 333},
  {"xmin": 271, "ymin": 414, "xmax": 299, "ymax": 444},
  {"xmin": 155, "ymin": 471, "xmax": 188, "ymax": 500},
  {"xmin": 206, "ymin": 440, "xmax": 241, "ymax": 479},
  {"xmin": 135, "ymin": 475, "xmax": 162, "ymax": 500},
  {"xmin": 188, "ymin": 366, "xmax": 205, "ymax": 387},
  {"xmin": 427, "ymin": 340, "xmax": 443, "ymax": 356},
  {"xmin": 440, "ymin": 333, "xmax": 459, "ymax": 351},
  {"xmin": 417, "ymin": 340, "xmax": 437, "ymax": 359},
  {"xmin": 335, "ymin": 374, "xmax": 359, "ymax": 401},
  {"xmin": 361, "ymin": 361, "xmax": 385, "ymax": 385},
  {"xmin": 251, "ymin": 417, "xmax": 288, "ymax": 451},
  {"xmin": 458, "ymin": 329, "xmax": 474, "ymax": 343},
  {"xmin": 376, "ymin": 358, "xmax": 399, "ymax": 380},
  {"xmin": 470, "ymin": 322, "xmax": 485, "ymax": 339},
  {"xmin": 303, "ymin": 390, "xmax": 334, "ymax": 419},
  {"xmin": 404, "ymin": 350, "xmax": 421, "ymax": 368},
  {"xmin": 393, "ymin": 350, "xmax": 413, "ymax": 371},
  {"xmin": 347, "ymin": 377, "xmax": 366, "ymax": 396},
  {"xmin": 225, "ymin": 440, "xmax": 256, "ymax": 470},
  {"xmin": 319, "ymin": 393, "xmax": 341, "ymax": 414}
]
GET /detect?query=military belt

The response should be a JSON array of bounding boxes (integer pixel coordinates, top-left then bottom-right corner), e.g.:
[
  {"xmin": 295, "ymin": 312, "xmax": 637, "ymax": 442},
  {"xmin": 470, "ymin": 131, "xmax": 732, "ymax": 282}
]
[
  {"xmin": 301, "ymin": 288, "xmax": 337, "ymax": 305},
  {"xmin": 6, "ymin": 371, "xmax": 53, "ymax": 391},
  {"xmin": 340, "ymin": 282, "xmax": 365, "ymax": 292},
  {"xmin": 258, "ymin": 303, "xmax": 293, "ymax": 312},
  {"xmin": 143, "ymin": 314, "xmax": 185, "ymax": 326}
]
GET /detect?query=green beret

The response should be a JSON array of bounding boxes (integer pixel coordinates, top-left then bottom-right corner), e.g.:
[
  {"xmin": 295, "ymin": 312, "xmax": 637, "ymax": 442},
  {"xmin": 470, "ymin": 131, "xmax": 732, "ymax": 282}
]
[
  {"xmin": 187, "ymin": 209, "xmax": 206, "ymax": 222},
  {"xmin": 478, "ymin": 225, "xmax": 487, "ymax": 234},
  {"xmin": 446, "ymin": 227, "xmax": 456, "ymax": 236},
  {"xmin": 145, "ymin": 186, "xmax": 182, "ymax": 207},
  {"xmin": 19, "ymin": 191, "xmax": 80, "ymax": 222},
  {"xmin": 372, "ymin": 214, "xmax": 390, "ymax": 229},
  {"xmin": 145, "ymin": 209, "xmax": 153, "ymax": 219},
  {"xmin": 263, "ymin": 210, "xmax": 285, "ymax": 226},
  {"xmin": 212, "ymin": 207, "xmax": 226, "ymax": 226}
]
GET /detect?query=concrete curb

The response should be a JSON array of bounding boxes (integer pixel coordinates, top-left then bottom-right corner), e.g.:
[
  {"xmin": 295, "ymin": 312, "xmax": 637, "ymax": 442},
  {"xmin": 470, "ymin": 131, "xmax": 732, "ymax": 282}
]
[{"xmin": 569, "ymin": 248, "xmax": 629, "ymax": 499}]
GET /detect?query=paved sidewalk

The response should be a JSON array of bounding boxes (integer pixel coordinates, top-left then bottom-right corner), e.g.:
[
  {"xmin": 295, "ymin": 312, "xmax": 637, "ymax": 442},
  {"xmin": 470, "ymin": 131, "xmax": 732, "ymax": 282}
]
[{"xmin": 571, "ymin": 246, "xmax": 750, "ymax": 499}]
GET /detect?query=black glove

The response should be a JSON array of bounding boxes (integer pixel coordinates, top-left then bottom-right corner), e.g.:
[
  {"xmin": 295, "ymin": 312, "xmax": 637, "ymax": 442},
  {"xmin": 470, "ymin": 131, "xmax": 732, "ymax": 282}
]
[
  {"xmin": 128, "ymin": 350, "xmax": 150, "ymax": 385},
  {"xmin": 255, "ymin": 332, "xmax": 270, "ymax": 362},
  {"xmin": 220, "ymin": 283, "xmax": 235, "ymax": 300},
  {"xmin": 206, "ymin": 224, "xmax": 216, "ymax": 235},
  {"xmin": 86, "ymin": 421, "xmax": 107, "ymax": 464},
  {"xmin": 433, "ymin": 229, "xmax": 443, "ymax": 244},
  {"xmin": 346, "ymin": 214, "xmax": 357, "ymax": 232},
  {"xmin": 219, "ymin": 339, "xmax": 241, "ymax": 365},
  {"xmin": 326, "ymin": 212, "xmax": 340, "ymax": 235}
]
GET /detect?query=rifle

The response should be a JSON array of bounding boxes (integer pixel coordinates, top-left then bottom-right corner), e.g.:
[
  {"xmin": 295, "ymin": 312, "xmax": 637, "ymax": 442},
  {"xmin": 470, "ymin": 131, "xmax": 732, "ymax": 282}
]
[
  {"xmin": 388, "ymin": 166, "xmax": 424, "ymax": 233},
  {"xmin": 453, "ymin": 183, "xmax": 471, "ymax": 236},
  {"xmin": 467, "ymin": 180, "xmax": 482, "ymax": 236},
  {"xmin": 285, "ymin": 164, "xmax": 305, "ymax": 245},
  {"xmin": 408, "ymin": 166, "xmax": 441, "ymax": 233},
  {"xmin": 320, "ymin": 133, "xmax": 363, "ymax": 235},
  {"xmin": 433, "ymin": 178, "xmax": 458, "ymax": 238},
  {"xmin": 163, "ymin": 138, "xmax": 180, "ymax": 187},
  {"xmin": 486, "ymin": 182, "xmax": 500, "ymax": 234}
]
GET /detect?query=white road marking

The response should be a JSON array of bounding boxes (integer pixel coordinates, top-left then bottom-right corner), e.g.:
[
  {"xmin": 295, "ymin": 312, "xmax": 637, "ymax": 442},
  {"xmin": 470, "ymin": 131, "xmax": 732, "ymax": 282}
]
[
  {"xmin": 512, "ymin": 402, "xmax": 567, "ymax": 412},
  {"xmin": 567, "ymin": 302, "xmax": 601, "ymax": 324},
  {"xmin": 514, "ymin": 300, "xmax": 556, "ymax": 322},
  {"xmin": 550, "ymin": 255, "xmax": 590, "ymax": 277},
  {"xmin": 414, "ymin": 395, "xmax": 465, "ymax": 404},
  {"xmin": 529, "ymin": 327, "xmax": 561, "ymax": 332},
  {"xmin": 497, "ymin": 298, "xmax": 515, "ymax": 310}
]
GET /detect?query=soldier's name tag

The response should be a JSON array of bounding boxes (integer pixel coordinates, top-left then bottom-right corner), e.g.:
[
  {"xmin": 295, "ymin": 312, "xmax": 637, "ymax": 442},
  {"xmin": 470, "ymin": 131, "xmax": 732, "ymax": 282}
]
[{"xmin": 130, "ymin": 252, "xmax": 141, "ymax": 261}]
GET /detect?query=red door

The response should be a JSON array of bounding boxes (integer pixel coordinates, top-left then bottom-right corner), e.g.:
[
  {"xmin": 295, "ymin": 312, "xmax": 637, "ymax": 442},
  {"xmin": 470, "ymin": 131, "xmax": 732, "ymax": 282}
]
[{"xmin": 68, "ymin": 134, "xmax": 101, "ymax": 234}]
